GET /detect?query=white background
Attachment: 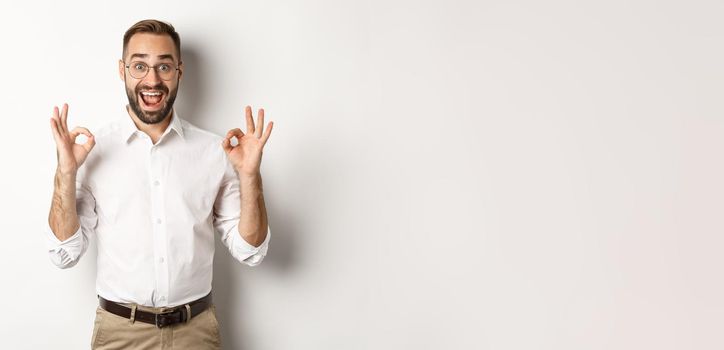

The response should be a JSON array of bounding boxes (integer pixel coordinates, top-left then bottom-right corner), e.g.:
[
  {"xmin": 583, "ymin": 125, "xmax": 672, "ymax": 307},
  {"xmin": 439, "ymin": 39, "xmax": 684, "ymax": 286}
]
[{"xmin": 0, "ymin": 0, "xmax": 722, "ymax": 349}]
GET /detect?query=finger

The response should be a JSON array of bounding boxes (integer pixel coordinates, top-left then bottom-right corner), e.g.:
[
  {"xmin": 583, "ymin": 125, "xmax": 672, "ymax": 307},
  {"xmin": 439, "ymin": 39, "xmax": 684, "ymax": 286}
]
[
  {"xmin": 261, "ymin": 121, "xmax": 273, "ymax": 146},
  {"xmin": 70, "ymin": 127, "xmax": 96, "ymax": 152},
  {"xmin": 49, "ymin": 118, "xmax": 64, "ymax": 145},
  {"xmin": 61, "ymin": 103, "xmax": 69, "ymax": 134},
  {"xmin": 225, "ymin": 127, "xmax": 245, "ymax": 140},
  {"xmin": 85, "ymin": 134, "xmax": 96, "ymax": 151},
  {"xmin": 245, "ymin": 105, "xmax": 255, "ymax": 135},
  {"xmin": 69, "ymin": 126, "xmax": 93, "ymax": 142},
  {"xmin": 52, "ymin": 106, "xmax": 66, "ymax": 137},
  {"xmin": 255, "ymin": 108, "xmax": 264, "ymax": 138},
  {"xmin": 221, "ymin": 137, "xmax": 233, "ymax": 153},
  {"xmin": 224, "ymin": 128, "xmax": 245, "ymax": 152}
]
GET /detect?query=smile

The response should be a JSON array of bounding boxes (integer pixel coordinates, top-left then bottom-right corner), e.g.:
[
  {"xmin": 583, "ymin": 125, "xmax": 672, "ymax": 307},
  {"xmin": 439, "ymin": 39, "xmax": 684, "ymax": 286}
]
[{"xmin": 139, "ymin": 90, "xmax": 165, "ymax": 110}]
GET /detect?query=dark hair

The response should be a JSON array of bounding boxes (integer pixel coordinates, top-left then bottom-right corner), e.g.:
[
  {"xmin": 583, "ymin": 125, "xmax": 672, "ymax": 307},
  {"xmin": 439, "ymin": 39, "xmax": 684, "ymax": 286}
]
[{"xmin": 123, "ymin": 19, "xmax": 181, "ymax": 61}]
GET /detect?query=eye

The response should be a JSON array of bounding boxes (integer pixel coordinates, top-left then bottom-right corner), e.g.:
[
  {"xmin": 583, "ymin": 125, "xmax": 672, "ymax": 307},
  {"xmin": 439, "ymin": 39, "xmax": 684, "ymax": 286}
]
[
  {"xmin": 133, "ymin": 63, "xmax": 146, "ymax": 70},
  {"xmin": 158, "ymin": 64, "xmax": 172, "ymax": 72}
]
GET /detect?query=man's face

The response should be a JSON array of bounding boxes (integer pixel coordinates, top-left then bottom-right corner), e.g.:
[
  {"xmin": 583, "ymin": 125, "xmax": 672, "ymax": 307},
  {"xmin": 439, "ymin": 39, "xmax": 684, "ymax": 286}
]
[{"xmin": 119, "ymin": 33, "xmax": 182, "ymax": 124}]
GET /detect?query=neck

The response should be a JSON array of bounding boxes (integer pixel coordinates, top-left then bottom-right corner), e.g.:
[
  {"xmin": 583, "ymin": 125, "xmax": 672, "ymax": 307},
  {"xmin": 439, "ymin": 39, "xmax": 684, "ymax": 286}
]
[{"xmin": 125, "ymin": 105, "xmax": 173, "ymax": 144}]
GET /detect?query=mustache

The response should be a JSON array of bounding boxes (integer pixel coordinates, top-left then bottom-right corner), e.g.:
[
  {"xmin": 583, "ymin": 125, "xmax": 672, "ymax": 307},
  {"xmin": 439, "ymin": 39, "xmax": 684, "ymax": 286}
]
[{"xmin": 135, "ymin": 84, "xmax": 169, "ymax": 94}]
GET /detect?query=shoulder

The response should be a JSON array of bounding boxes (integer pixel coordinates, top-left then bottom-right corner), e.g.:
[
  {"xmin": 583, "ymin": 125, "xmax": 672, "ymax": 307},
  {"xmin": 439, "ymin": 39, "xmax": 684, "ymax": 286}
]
[
  {"xmin": 179, "ymin": 118, "xmax": 225, "ymax": 144},
  {"xmin": 176, "ymin": 118, "xmax": 231, "ymax": 165},
  {"xmin": 177, "ymin": 118, "xmax": 229, "ymax": 157},
  {"xmin": 93, "ymin": 118, "xmax": 124, "ymax": 139},
  {"xmin": 177, "ymin": 118, "xmax": 235, "ymax": 179}
]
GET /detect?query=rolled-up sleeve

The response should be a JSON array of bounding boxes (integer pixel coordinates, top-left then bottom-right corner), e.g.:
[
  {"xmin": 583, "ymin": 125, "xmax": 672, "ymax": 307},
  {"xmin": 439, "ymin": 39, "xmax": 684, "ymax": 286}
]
[
  {"xmin": 213, "ymin": 161, "xmax": 270, "ymax": 267},
  {"xmin": 45, "ymin": 180, "xmax": 97, "ymax": 269}
]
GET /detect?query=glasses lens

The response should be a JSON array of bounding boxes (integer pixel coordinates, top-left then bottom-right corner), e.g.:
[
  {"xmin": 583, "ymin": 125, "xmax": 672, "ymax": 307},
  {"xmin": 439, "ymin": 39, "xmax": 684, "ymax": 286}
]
[
  {"xmin": 157, "ymin": 63, "xmax": 176, "ymax": 80},
  {"xmin": 129, "ymin": 62, "xmax": 148, "ymax": 79}
]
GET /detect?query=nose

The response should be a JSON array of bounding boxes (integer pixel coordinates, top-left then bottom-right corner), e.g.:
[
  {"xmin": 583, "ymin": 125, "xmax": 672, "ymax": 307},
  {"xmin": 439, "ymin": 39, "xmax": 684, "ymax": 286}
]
[{"xmin": 143, "ymin": 66, "xmax": 162, "ymax": 84}]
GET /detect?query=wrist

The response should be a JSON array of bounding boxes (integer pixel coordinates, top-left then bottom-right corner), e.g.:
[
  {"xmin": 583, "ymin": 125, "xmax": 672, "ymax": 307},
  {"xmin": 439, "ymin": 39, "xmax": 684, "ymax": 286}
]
[
  {"xmin": 55, "ymin": 166, "xmax": 77, "ymax": 179},
  {"xmin": 235, "ymin": 167, "xmax": 260, "ymax": 178},
  {"xmin": 237, "ymin": 170, "xmax": 263, "ymax": 191}
]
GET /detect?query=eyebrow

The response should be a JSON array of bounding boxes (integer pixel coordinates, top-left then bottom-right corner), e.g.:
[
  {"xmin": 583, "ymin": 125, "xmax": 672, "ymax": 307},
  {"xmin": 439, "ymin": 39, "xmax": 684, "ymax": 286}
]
[{"xmin": 129, "ymin": 53, "xmax": 176, "ymax": 61}]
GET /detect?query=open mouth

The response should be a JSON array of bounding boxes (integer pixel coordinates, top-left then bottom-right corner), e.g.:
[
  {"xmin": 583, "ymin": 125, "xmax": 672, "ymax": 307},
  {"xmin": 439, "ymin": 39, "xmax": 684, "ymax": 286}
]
[{"xmin": 139, "ymin": 90, "xmax": 166, "ymax": 110}]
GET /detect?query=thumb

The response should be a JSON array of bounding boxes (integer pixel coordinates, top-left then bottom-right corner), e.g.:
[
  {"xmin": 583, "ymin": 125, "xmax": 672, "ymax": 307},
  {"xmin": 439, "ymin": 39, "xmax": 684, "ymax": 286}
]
[
  {"xmin": 70, "ymin": 126, "xmax": 96, "ymax": 152},
  {"xmin": 221, "ymin": 137, "xmax": 233, "ymax": 153}
]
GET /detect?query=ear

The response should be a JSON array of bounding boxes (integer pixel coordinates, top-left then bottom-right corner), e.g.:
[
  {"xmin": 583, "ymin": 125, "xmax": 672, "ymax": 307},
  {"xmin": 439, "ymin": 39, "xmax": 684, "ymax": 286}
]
[
  {"xmin": 177, "ymin": 61, "xmax": 183, "ymax": 82},
  {"xmin": 118, "ymin": 59, "xmax": 125, "ymax": 81}
]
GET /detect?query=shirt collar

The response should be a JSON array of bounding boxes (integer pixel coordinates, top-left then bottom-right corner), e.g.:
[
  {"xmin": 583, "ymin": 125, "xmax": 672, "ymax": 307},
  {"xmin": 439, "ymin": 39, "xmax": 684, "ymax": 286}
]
[{"xmin": 121, "ymin": 106, "xmax": 185, "ymax": 144}]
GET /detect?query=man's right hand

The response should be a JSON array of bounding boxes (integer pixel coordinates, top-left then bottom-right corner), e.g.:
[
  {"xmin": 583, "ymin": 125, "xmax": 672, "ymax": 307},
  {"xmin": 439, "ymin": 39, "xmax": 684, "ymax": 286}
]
[{"xmin": 49, "ymin": 103, "xmax": 95, "ymax": 174}]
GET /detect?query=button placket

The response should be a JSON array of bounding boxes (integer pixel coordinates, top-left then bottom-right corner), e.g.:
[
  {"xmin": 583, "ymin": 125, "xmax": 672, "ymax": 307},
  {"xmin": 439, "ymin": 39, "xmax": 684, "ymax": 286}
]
[{"xmin": 149, "ymin": 148, "xmax": 170, "ymax": 306}]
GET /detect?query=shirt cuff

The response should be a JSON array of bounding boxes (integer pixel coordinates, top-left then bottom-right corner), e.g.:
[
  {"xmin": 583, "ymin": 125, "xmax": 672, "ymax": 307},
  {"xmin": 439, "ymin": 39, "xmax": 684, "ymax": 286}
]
[
  {"xmin": 229, "ymin": 225, "xmax": 271, "ymax": 266},
  {"xmin": 45, "ymin": 222, "xmax": 84, "ymax": 269}
]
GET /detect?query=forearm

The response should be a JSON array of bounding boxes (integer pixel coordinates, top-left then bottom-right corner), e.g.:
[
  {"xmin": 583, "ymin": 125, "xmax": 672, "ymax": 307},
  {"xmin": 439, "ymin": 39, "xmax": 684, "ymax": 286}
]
[
  {"xmin": 237, "ymin": 171, "xmax": 268, "ymax": 247},
  {"xmin": 48, "ymin": 168, "xmax": 80, "ymax": 241}
]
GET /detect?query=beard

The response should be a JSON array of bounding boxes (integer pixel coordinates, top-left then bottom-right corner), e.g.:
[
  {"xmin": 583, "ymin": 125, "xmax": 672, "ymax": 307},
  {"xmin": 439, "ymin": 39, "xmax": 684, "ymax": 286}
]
[{"xmin": 125, "ymin": 80, "xmax": 178, "ymax": 125}]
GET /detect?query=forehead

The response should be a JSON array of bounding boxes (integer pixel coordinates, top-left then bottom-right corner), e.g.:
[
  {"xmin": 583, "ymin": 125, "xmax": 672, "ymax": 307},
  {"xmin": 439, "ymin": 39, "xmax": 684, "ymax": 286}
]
[{"xmin": 125, "ymin": 33, "xmax": 178, "ymax": 62}]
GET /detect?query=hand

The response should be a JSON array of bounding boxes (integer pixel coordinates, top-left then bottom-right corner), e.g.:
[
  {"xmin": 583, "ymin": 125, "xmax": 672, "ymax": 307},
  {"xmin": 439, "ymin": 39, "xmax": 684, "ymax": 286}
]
[
  {"xmin": 49, "ymin": 103, "xmax": 96, "ymax": 175},
  {"xmin": 222, "ymin": 105, "xmax": 273, "ymax": 176}
]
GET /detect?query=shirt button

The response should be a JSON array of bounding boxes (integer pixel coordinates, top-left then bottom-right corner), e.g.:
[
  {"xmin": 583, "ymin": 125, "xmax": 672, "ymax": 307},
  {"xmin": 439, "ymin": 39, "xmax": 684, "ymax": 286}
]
[
  {"xmin": 159, "ymin": 257, "xmax": 165, "ymax": 263},
  {"xmin": 156, "ymin": 218, "xmax": 162, "ymax": 224},
  {"xmin": 153, "ymin": 180, "xmax": 160, "ymax": 186}
]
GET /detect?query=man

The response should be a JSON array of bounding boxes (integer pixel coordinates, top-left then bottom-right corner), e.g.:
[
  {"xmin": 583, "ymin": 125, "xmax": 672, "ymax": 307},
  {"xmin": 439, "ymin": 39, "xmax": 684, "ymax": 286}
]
[{"xmin": 46, "ymin": 19, "xmax": 273, "ymax": 349}]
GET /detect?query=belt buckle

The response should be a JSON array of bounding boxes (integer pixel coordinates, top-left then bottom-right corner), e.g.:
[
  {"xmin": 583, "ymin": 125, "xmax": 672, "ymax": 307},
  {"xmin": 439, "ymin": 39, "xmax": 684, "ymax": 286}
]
[{"xmin": 155, "ymin": 310, "xmax": 175, "ymax": 329}]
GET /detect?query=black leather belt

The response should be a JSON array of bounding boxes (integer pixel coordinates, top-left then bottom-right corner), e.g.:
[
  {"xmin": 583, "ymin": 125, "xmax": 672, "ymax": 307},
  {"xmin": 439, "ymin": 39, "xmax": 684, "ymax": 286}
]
[{"xmin": 98, "ymin": 293, "xmax": 212, "ymax": 328}]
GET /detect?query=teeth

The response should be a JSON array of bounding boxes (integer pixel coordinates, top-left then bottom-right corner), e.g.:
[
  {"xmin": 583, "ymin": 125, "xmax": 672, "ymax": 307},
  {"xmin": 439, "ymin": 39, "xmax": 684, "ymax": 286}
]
[{"xmin": 141, "ymin": 91, "xmax": 162, "ymax": 96}]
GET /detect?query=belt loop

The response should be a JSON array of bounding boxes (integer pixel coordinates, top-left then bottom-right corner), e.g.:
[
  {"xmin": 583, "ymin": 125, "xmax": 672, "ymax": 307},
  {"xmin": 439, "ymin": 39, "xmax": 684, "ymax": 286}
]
[
  {"xmin": 184, "ymin": 304, "xmax": 192, "ymax": 323},
  {"xmin": 129, "ymin": 304, "xmax": 137, "ymax": 324}
]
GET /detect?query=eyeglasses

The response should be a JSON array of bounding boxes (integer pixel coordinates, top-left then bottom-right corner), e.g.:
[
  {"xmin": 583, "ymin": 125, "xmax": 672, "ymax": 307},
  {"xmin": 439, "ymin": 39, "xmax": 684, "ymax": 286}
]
[{"xmin": 124, "ymin": 61, "xmax": 180, "ymax": 80}]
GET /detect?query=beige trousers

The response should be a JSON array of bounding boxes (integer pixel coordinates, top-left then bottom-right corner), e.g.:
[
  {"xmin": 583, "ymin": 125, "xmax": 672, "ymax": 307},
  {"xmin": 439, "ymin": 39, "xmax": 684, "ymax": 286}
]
[{"xmin": 91, "ymin": 303, "xmax": 222, "ymax": 350}]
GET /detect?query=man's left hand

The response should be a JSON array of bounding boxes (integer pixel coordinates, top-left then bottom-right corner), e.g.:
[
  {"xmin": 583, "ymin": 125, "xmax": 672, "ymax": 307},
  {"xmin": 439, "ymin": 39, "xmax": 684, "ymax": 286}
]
[{"xmin": 222, "ymin": 105, "xmax": 273, "ymax": 176}]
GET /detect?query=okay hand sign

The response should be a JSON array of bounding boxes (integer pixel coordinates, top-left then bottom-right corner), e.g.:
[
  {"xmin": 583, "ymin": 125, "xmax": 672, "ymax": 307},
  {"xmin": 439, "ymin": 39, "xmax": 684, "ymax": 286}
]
[
  {"xmin": 49, "ymin": 103, "xmax": 96, "ymax": 175},
  {"xmin": 222, "ymin": 106, "xmax": 274, "ymax": 176}
]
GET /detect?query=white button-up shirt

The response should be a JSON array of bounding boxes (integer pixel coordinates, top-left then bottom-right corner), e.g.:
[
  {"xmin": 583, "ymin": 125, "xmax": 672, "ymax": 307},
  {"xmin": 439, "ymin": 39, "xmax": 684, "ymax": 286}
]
[{"xmin": 44, "ymin": 108, "xmax": 270, "ymax": 307}]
